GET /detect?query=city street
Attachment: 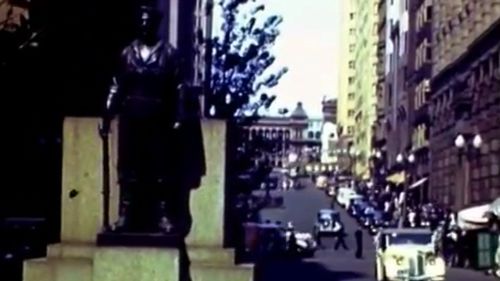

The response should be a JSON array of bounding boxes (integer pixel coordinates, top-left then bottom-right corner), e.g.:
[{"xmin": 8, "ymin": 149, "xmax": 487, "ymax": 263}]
[{"xmin": 256, "ymin": 178, "xmax": 498, "ymax": 281}]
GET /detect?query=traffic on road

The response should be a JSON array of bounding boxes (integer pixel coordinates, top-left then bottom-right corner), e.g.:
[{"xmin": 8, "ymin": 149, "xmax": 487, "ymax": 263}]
[{"xmin": 251, "ymin": 172, "xmax": 499, "ymax": 281}]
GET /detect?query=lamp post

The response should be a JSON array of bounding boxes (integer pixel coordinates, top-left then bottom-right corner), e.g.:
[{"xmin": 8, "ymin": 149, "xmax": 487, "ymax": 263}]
[
  {"xmin": 397, "ymin": 152, "xmax": 416, "ymax": 228},
  {"xmin": 453, "ymin": 133, "xmax": 482, "ymax": 210}
]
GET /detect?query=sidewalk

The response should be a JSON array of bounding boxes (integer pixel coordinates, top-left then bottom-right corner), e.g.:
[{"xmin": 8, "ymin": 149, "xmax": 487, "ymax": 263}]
[{"xmin": 446, "ymin": 267, "xmax": 498, "ymax": 281}]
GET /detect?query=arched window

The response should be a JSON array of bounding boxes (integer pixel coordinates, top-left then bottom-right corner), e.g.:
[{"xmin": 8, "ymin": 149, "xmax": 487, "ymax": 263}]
[
  {"xmin": 315, "ymin": 131, "xmax": 321, "ymax": 139},
  {"xmin": 265, "ymin": 129, "xmax": 270, "ymax": 139},
  {"xmin": 308, "ymin": 131, "xmax": 314, "ymax": 139}
]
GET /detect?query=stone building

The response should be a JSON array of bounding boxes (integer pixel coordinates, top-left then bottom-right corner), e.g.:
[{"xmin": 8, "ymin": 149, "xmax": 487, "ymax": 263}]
[
  {"xmin": 430, "ymin": 1, "xmax": 500, "ymax": 209},
  {"xmin": 352, "ymin": 0, "xmax": 380, "ymax": 178},
  {"xmin": 406, "ymin": 0, "xmax": 433, "ymax": 203},
  {"xmin": 242, "ymin": 102, "xmax": 314, "ymax": 168},
  {"xmin": 384, "ymin": 0, "xmax": 411, "ymax": 169}
]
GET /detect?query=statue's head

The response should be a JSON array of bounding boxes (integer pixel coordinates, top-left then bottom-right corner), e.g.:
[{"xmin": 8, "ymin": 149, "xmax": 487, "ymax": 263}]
[{"xmin": 138, "ymin": 5, "xmax": 161, "ymax": 45}]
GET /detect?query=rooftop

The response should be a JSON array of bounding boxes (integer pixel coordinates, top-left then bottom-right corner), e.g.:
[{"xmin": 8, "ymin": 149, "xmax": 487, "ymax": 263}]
[{"xmin": 290, "ymin": 102, "xmax": 308, "ymax": 120}]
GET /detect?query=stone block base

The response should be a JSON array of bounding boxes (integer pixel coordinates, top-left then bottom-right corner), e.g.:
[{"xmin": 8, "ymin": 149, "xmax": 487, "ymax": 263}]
[
  {"xmin": 188, "ymin": 247, "xmax": 254, "ymax": 281},
  {"xmin": 23, "ymin": 243, "xmax": 179, "ymax": 281}
]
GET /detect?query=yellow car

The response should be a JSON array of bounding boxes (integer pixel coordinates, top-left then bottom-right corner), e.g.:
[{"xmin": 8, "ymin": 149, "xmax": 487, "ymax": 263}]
[{"xmin": 374, "ymin": 228, "xmax": 445, "ymax": 281}]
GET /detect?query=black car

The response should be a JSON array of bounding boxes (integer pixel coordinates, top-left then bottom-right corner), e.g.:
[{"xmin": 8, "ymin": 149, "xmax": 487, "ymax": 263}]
[
  {"xmin": 349, "ymin": 199, "xmax": 368, "ymax": 218},
  {"xmin": 313, "ymin": 209, "xmax": 342, "ymax": 238},
  {"xmin": 366, "ymin": 210, "xmax": 386, "ymax": 235}
]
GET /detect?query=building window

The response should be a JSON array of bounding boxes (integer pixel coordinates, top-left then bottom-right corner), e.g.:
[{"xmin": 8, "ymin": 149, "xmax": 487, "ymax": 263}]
[
  {"xmin": 349, "ymin": 44, "xmax": 355, "ymax": 52},
  {"xmin": 308, "ymin": 131, "xmax": 314, "ymax": 139},
  {"xmin": 349, "ymin": 28, "xmax": 355, "ymax": 36},
  {"xmin": 425, "ymin": 45, "xmax": 432, "ymax": 61},
  {"xmin": 348, "ymin": 92, "xmax": 355, "ymax": 100},
  {"xmin": 348, "ymin": 77, "xmax": 355, "ymax": 84},
  {"xmin": 315, "ymin": 131, "xmax": 321, "ymax": 140},
  {"xmin": 425, "ymin": 1, "xmax": 432, "ymax": 22},
  {"xmin": 348, "ymin": 126, "xmax": 354, "ymax": 134},
  {"xmin": 349, "ymin": 13, "xmax": 354, "ymax": 20},
  {"xmin": 349, "ymin": 61, "xmax": 355, "ymax": 69},
  {"xmin": 348, "ymin": 109, "xmax": 355, "ymax": 117}
]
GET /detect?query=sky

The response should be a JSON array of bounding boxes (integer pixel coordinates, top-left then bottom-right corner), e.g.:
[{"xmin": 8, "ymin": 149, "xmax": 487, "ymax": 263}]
[{"xmin": 213, "ymin": 0, "xmax": 341, "ymax": 118}]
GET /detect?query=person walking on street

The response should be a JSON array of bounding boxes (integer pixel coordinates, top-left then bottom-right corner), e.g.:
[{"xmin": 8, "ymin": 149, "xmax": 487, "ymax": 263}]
[
  {"xmin": 334, "ymin": 222, "xmax": 349, "ymax": 250},
  {"xmin": 355, "ymin": 228, "xmax": 363, "ymax": 259}
]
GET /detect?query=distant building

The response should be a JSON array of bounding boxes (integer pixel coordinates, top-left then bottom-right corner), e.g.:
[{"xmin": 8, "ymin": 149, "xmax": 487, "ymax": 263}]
[
  {"xmin": 321, "ymin": 122, "xmax": 338, "ymax": 164},
  {"xmin": 322, "ymin": 98, "xmax": 337, "ymax": 124},
  {"xmin": 337, "ymin": 0, "xmax": 357, "ymax": 139},
  {"xmin": 338, "ymin": 0, "xmax": 381, "ymax": 179},
  {"xmin": 242, "ymin": 102, "xmax": 323, "ymax": 167},
  {"xmin": 321, "ymin": 99, "xmax": 339, "ymax": 164}
]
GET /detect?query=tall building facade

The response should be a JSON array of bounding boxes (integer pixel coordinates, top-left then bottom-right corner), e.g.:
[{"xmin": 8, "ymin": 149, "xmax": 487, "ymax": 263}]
[
  {"xmin": 337, "ymin": 0, "xmax": 358, "ymax": 144},
  {"xmin": 430, "ymin": 1, "xmax": 500, "ymax": 209},
  {"xmin": 372, "ymin": 0, "xmax": 388, "ymax": 185},
  {"xmin": 384, "ymin": 0, "xmax": 410, "ymax": 169},
  {"xmin": 352, "ymin": 0, "xmax": 380, "ymax": 178},
  {"xmin": 406, "ymin": 0, "xmax": 433, "ymax": 203}
]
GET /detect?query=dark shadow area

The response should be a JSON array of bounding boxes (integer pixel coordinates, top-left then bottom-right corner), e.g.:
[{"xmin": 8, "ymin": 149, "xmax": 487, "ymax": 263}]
[{"xmin": 255, "ymin": 258, "xmax": 367, "ymax": 281}]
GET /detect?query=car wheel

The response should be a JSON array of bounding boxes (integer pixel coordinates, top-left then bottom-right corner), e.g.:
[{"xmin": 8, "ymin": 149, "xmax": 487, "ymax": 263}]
[{"xmin": 494, "ymin": 268, "xmax": 500, "ymax": 278}]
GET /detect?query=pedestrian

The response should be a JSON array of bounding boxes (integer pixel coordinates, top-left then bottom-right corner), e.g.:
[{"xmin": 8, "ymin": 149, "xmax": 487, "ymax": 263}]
[
  {"xmin": 355, "ymin": 228, "xmax": 363, "ymax": 259},
  {"xmin": 334, "ymin": 222, "xmax": 349, "ymax": 250}
]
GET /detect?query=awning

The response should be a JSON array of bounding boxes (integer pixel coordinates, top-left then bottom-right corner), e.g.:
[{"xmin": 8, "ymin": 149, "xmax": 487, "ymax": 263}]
[
  {"xmin": 386, "ymin": 171, "xmax": 405, "ymax": 185},
  {"xmin": 409, "ymin": 177, "xmax": 428, "ymax": 189},
  {"xmin": 458, "ymin": 204, "xmax": 490, "ymax": 230}
]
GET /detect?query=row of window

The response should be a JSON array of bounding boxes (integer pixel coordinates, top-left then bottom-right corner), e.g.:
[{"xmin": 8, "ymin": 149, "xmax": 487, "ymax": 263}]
[
  {"xmin": 414, "ymin": 79, "xmax": 430, "ymax": 110},
  {"xmin": 432, "ymin": 50, "xmax": 500, "ymax": 119},
  {"xmin": 412, "ymin": 124, "xmax": 429, "ymax": 150},
  {"xmin": 415, "ymin": 38, "xmax": 432, "ymax": 70},
  {"xmin": 467, "ymin": 51, "xmax": 500, "ymax": 87},
  {"xmin": 415, "ymin": 0, "xmax": 432, "ymax": 30},
  {"xmin": 307, "ymin": 131, "xmax": 322, "ymax": 140}
]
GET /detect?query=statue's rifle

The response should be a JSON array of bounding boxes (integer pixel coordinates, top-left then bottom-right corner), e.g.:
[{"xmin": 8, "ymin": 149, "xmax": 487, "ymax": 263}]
[{"xmin": 99, "ymin": 114, "xmax": 111, "ymax": 232}]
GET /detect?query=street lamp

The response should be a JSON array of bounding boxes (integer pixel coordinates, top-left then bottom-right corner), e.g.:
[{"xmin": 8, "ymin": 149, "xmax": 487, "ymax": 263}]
[
  {"xmin": 397, "ymin": 152, "xmax": 416, "ymax": 228},
  {"xmin": 453, "ymin": 133, "xmax": 482, "ymax": 208},
  {"xmin": 305, "ymin": 164, "xmax": 312, "ymax": 172}
]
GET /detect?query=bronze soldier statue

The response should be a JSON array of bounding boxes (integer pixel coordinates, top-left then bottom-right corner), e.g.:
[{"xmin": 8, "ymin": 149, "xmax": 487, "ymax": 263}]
[{"xmin": 100, "ymin": 4, "xmax": 205, "ymax": 236}]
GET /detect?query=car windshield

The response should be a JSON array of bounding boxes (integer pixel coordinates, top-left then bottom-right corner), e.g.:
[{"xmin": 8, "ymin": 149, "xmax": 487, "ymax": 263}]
[
  {"xmin": 319, "ymin": 215, "xmax": 331, "ymax": 221},
  {"xmin": 319, "ymin": 212, "xmax": 338, "ymax": 222},
  {"xmin": 387, "ymin": 232, "xmax": 432, "ymax": 246}
]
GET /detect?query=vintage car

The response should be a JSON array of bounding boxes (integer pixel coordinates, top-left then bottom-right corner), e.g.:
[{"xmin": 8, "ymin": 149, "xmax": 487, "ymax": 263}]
[
  {"xmin": 315, "ymin": 175, "xmax": 328, "ymax": 189},
  {"xmin": 374, "ymin": 228, "xmax": 445, "ymax": 281},
  {"xmin": 286, "ymin": 231, "xmax": 317, "ymax": 258},
  {"xmin": 313, "ymin": 209, "xmax": 341, "ymax": 238},
  {"xmin": 326, "ymin": 185, "xmax": 336, "ymax": 197}
]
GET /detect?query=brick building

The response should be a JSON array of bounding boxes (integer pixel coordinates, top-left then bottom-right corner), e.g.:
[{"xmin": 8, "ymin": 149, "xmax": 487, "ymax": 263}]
[
  {"xmin": 430, "ymin": 1, "xmax": 500, "ymax": 209},
  {"xmin": 406, "ymin": 0, "xmax": 433, "ymax": 202}
]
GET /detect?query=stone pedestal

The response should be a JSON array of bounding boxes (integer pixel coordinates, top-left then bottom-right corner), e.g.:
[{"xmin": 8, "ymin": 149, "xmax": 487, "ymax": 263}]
[
  {"xmin": 23, "ymin": 117, "xmax": 179, "ymax": 281},
  {"xmin": 23, "ymin": 118, "xmax": 252, "ymax": 281},
  {"xmin": 187, "ymin": 120, "xmax": 254, "ymax": 281}
]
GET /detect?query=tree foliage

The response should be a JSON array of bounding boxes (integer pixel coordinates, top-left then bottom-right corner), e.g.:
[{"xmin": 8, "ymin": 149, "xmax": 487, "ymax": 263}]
[{"xmin": 208, "ymin": 0, "xmax": 288, "ymax": 120}]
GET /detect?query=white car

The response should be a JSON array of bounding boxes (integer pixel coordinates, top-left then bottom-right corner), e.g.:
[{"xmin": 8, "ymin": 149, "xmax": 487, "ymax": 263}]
[
  {"xmin": 336, "ymin": 188, "xmax": 362, "ymax": 207},
  {"xmin": 374, "ymin": 228, "xmax": 445, "ymax": 281}
]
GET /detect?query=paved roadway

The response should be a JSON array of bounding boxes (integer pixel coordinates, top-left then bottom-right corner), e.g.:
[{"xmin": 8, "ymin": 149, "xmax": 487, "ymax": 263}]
[{"xmin": 256, "ymin": 178, "xmax": 498, "ymax": 281}]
